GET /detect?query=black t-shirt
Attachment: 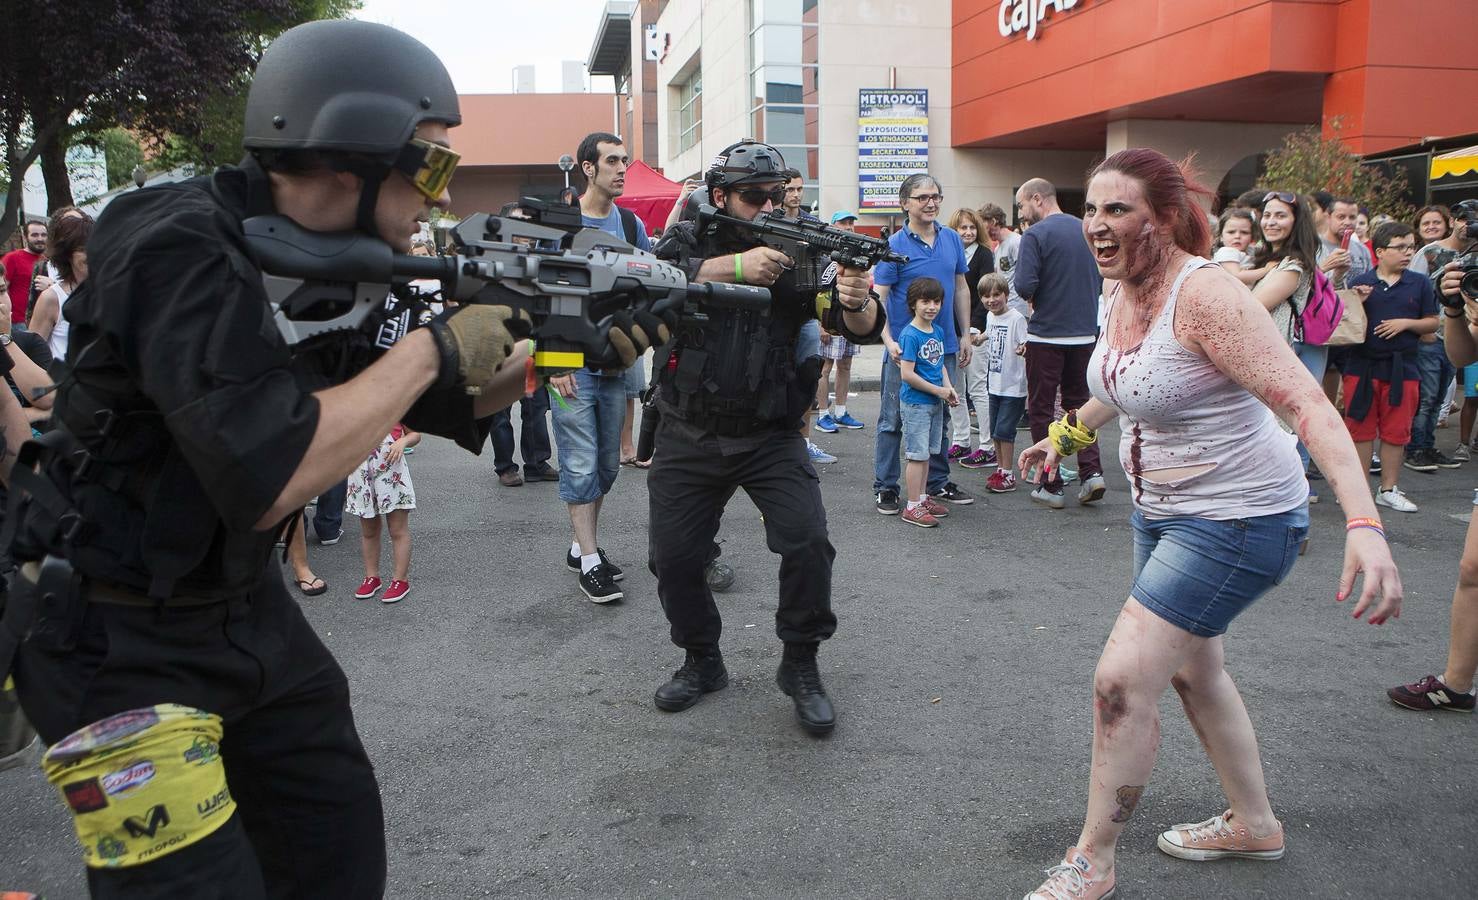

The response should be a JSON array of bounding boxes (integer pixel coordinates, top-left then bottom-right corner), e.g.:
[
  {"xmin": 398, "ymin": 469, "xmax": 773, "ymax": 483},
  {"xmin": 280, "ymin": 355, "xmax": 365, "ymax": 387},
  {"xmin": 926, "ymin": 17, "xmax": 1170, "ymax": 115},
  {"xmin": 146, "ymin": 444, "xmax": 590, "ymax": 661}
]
[
  {"xmin": 55, "ymin": 164, "xmax": 479, "ymax": 594},
  {"xmin": 5, "ymin": 329, "xmax": 51, "ymax": 406}
]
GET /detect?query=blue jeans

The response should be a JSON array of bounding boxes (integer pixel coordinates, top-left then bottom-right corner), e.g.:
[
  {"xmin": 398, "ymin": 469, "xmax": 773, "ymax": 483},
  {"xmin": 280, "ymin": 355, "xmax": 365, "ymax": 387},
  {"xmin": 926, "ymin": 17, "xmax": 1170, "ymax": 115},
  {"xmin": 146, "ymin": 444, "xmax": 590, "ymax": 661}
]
[
  {"xmin": 489, "ymin": 388, "xmax": 552, "ymax": 474},
  {"xmin": 1409, "ymin": 340, "xmax": 1455, "ymax": 451},
  {"xmin": 1292, "ymin": 341, "xmax": 1328, "ymax": 471},
  {"xmin": 311, "ymin": 479, "xmax": 347, "ymax": 540},
  {"xmin": 1130, "ymin": 505, "xmax": 1308, "ymax": 638},
  {"xmin": 550, "ymin": 369, "xmax": 625, "ymax": 504},
  {"xmin": 873, "ymin": 352, "xmax": 955, "ymax": 495},
  {"xmin": 900, "ymin": 400, "xmax": 943, "ymax": 461}
]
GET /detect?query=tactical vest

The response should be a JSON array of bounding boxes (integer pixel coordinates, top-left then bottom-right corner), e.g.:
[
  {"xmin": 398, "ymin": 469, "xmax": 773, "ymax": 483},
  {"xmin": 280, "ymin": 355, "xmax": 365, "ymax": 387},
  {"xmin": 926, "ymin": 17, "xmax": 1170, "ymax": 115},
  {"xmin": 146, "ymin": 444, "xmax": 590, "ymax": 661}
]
[{"xmin": 656, "ymin": 228, "xmax": 819, "ymax": 435}]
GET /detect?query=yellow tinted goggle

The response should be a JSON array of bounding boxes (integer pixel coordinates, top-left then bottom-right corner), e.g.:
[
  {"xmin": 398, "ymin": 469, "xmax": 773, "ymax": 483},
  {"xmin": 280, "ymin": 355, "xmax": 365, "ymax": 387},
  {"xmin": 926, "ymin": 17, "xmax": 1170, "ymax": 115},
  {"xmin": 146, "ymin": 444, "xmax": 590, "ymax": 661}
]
[{"xmin": 402, "ymin": 138, "xmax": 460, "ymax": 201}]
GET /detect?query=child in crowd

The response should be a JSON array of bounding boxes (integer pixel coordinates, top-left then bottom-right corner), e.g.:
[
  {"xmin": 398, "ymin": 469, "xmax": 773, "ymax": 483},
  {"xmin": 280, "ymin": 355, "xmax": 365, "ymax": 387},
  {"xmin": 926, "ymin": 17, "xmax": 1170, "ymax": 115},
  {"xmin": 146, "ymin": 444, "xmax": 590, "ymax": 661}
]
[
  {"xmin": 898, "ymin": 277, "xmax": 959, "ymax": 527},
  {"xmin": 1212, "ymin": 207, "xmax": 1268, "ymax": 287},
  {"xmin": 1344, "ymin": 221, "xmax": 1439, "ymax": 513},
  {"xmin": 348, "ymin": 424, "xmax": 420, "ymax": 602},
  {"xmin": 980, "ymin": 273, "xmax": 1028, "ymax": 492}
]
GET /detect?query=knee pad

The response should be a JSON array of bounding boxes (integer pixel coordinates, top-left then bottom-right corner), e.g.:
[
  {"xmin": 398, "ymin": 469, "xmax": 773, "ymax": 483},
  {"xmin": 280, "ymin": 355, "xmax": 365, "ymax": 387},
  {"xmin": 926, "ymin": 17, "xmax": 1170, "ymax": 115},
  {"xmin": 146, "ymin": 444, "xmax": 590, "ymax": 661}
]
[{"xmin": 42, "ymin": 704, "xmax": 235, "ymax": 868}]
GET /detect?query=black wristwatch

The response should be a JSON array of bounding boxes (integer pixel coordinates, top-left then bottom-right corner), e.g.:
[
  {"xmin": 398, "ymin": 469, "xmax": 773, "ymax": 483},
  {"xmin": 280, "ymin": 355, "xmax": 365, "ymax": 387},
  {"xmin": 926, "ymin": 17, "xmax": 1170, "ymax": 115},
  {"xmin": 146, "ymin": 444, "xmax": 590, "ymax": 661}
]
[{"xmin": 840, "ymin": 290, "xmax": 877, "ymax": 314}]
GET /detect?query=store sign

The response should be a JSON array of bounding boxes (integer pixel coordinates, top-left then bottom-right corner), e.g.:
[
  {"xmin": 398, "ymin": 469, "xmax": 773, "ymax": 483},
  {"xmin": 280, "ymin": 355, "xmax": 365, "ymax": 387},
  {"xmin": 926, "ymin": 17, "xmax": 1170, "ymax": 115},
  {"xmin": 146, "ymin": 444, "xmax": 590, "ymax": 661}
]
[
  {"xmin": 999, "ymin": 0, "xmax": 1082, "ymax": 41},
  {"xmin": 857, "ymin": 89, "xmax": 929, "ymax": 215}
]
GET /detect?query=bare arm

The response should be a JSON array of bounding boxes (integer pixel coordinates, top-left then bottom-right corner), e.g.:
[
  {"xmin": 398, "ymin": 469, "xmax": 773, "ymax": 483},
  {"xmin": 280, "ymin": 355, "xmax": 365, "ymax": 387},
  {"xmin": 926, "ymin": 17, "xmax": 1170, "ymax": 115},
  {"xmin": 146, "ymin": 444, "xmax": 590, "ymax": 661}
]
[
  {"xmin": 1250, "ymin": 266, "xmax": 1300, "ymax": 312},
  {"xmin": 1178, "ymin": 265, "xmax": 1400, "ymax": 620},
  {"xmin": 954, "ymin": 274, "xmax": 972, "ymax": 365},
  {"xmin": 28, "ymin": 287, "xmax": 58, "ymax": 342},
  {"xmin": 0, "ymin": 383, "xmax": 30, "ymax": 483},
  {"xmin": 1441, "ymin": 265, "xmax": 1478, "ymax": 367},
  {"xmin": 256, "ymin": 331, "xmax": 525, "ymax": 528},
  {"xmin": 874, "ymin": 284, "xmax": 901, "ymax": 360},
  {"xmin": 4, "ymin": 341, "xmax": 54, "ymax": 410}
]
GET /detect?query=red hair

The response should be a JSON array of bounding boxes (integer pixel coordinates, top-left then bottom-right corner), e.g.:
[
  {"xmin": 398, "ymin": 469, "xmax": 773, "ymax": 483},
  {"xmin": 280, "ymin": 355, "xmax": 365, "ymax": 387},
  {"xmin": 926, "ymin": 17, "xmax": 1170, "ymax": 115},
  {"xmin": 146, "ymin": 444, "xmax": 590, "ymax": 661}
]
[{"xmin": 1091, "ymin": 149, "xmax": 1213, "ymax": 257}]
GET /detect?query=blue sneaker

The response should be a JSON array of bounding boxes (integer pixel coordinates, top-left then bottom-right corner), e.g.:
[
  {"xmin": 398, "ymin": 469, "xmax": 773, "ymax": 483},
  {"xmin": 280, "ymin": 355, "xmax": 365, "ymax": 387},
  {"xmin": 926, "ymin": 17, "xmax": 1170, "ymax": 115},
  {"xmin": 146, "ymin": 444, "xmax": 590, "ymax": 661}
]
[
  {"xmin": 834, "ymin": 412, "xmax": 866, "ymax": 430},
  {"xmin": 806, "ymin": 441, "xmax": 837, "ymax": 464},
  {"xmin": 1058, "ymin": 465, "xmax": 1077, "ymax": 483},
  {"xmin": 814, "ymin": 413, "xmax": 839, "ymax": 433}
]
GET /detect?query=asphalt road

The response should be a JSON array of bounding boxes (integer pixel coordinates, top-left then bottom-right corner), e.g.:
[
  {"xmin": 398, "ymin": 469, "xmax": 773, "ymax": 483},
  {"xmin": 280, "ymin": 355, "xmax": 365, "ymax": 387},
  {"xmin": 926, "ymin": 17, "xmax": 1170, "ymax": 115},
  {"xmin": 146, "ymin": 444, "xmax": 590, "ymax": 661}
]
[{"xmin": 3, "ymin": 393, "xmax": 1476, "ymax": 899}]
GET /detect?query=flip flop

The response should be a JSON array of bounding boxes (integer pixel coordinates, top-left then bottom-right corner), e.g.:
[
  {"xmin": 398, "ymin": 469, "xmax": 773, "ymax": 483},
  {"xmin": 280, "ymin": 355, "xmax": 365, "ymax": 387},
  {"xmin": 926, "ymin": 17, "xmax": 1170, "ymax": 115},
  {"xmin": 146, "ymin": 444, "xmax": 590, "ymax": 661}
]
[
  {"xmin": 296, "ymin": 576, "xmax": 327, "ymax": 597},
  {"xmin": 620, "ymin": 456, "xmax": 639, "ymax": 467},
  {"xmin": 632, "ymin": 458, "xmax": 652, "ymax": 469}
]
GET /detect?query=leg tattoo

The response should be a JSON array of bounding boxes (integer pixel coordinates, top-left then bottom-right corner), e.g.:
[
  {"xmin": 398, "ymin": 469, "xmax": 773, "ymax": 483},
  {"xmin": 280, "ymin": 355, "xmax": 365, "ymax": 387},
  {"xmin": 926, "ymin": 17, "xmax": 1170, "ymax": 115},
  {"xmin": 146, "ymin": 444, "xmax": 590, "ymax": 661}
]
[{"xmin": 1110, "ymin": 784, "xmax": 1144, "ymax": 823}]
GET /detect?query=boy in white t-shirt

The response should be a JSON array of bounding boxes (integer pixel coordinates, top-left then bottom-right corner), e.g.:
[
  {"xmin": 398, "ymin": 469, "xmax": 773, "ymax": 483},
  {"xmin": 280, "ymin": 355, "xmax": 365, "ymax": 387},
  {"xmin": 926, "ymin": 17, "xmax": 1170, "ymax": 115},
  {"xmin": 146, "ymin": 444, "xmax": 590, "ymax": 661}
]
[{"xmin": 981, "ymin": 273, "xmax": 1028, "ymax": 492}]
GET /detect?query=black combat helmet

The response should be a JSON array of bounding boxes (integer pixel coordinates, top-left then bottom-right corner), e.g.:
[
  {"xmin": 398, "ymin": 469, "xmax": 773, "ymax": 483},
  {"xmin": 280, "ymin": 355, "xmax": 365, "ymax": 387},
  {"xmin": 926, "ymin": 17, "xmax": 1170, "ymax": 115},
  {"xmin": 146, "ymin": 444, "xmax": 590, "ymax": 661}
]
[
  {"xmin": 244, "ymin": 19, "xmax": 459, "ymax": 156},
  {"xmin": 704, "ymin": 139, "xmax": 787, "ymax": 193},
  {"xmin": 243, "ymin": 20, "xmax": 461, "ymax": 232}
]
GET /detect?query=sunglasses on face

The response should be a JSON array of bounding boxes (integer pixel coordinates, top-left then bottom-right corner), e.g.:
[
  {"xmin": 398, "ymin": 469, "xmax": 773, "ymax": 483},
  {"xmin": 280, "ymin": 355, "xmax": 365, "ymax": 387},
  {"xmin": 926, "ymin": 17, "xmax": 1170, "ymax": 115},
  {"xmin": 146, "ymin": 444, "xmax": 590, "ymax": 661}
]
[
  {"xmin": 735, "ymin": 186, "xmax": 787, "ymax": 206},
  {"xmin": 393, "ymin": 138, "xmax": 461, "ymax": 202}
]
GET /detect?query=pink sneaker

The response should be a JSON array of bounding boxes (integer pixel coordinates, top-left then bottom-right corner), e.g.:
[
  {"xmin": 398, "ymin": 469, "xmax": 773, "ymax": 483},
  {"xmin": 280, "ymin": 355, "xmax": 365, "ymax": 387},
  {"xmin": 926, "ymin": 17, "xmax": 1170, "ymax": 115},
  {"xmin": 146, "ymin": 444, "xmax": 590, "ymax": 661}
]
[
  {"xmin": 1156, "ymin": 810, "xmax": 1284, "ymax": 861},
  {"xmin": 1024, "ymin": 847, "xmax": 1115, "ymax": 900},
  {"xmin": 901, "ymin": 505, "xmax": 939, "ymax": 528},
  {"xmin": 947, "ymin": 443, "xmax": 968, "ymax": 460},
  {"xmin": 380, "ymin": 579, "xmax": 410, "ymax": 604},
  {"xmin": 354, "ymin": 576, "xmax": 383, "ymax": 600},
  {"xmin": 921, "ymin": 496, "xmax": 950, "ymax": 518}
]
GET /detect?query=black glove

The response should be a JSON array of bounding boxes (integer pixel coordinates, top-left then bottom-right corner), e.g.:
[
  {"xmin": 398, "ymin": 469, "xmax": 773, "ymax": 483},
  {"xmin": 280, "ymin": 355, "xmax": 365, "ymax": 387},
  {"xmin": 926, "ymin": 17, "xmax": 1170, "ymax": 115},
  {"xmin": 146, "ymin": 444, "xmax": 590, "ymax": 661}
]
[
  {"xmin": 427, "ymin": 304, "xmax": 532, "ymax": 395},
  {"xmin": 605, "ymin": 307, "xmax": 676, "ymax": 368}
]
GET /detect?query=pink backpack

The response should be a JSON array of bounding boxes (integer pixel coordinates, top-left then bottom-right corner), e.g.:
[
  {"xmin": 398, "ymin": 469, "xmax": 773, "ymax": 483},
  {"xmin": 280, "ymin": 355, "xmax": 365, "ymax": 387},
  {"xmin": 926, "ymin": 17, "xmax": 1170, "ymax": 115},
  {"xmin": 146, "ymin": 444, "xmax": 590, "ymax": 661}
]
[{"xmin": 1293, "ymin": 267, "xmax": 1345, "ymax": 346}]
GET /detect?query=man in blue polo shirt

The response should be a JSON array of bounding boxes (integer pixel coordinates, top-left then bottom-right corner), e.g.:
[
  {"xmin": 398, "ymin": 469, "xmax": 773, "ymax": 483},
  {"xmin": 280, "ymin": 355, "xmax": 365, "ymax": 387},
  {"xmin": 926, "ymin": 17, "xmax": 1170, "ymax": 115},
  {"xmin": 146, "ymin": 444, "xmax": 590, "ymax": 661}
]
[{"xmin": 870, "ymin": 173, "xmax": 974, "ymax": 514}]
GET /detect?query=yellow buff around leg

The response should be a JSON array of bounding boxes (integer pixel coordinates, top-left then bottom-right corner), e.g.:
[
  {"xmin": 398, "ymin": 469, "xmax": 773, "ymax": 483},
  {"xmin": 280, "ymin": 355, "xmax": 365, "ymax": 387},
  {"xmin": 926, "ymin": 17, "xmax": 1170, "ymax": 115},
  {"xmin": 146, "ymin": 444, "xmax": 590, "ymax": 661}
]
[{"xmin": 42, "ymin": 704, "xmax": 235, "ymax": 868}]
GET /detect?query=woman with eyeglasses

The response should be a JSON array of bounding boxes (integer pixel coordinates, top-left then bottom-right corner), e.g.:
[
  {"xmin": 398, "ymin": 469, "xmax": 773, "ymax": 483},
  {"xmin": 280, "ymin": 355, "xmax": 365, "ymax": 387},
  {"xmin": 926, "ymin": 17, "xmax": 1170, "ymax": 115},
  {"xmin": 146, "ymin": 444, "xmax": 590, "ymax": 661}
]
[{"xmin": 1017, "ymin": 148, "xmax": 1402, "ymax": 900}]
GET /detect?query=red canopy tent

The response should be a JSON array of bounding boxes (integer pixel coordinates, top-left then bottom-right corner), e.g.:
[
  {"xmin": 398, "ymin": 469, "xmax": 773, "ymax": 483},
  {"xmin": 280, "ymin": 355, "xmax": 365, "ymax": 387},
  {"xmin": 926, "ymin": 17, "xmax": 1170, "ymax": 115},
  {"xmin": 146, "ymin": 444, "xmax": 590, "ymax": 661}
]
[{"xmin": 613, "ymin": 160, "xmax": 682, "ymax": 237}]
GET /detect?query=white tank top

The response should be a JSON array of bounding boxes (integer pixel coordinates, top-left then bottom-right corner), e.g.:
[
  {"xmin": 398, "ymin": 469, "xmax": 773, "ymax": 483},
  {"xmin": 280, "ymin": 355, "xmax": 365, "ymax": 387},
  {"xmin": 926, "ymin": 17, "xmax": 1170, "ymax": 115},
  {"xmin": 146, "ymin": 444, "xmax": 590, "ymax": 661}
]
[
  {"xmin": 1087, "ymin": 257, "xmax": 1307, "ymax": 520},
  {"xmin": 48, "ymin": 281, "xmax": 70, "ymax": 361}
]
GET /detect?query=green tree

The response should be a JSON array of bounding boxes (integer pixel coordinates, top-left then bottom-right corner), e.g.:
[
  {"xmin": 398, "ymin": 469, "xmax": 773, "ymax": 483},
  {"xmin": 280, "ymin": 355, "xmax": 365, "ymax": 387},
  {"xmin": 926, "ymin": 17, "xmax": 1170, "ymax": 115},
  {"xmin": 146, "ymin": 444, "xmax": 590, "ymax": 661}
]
[
  {"xmin": 1256, "ymin": 121, "xmax": 1414, "ymax": 222},
  {"xmin": 98, "ymin": 128, "xmax": 146, "ymax": 191},
  {"xmin": 0, "ymin": 0, "xmax": 359, "ymax": 231}
]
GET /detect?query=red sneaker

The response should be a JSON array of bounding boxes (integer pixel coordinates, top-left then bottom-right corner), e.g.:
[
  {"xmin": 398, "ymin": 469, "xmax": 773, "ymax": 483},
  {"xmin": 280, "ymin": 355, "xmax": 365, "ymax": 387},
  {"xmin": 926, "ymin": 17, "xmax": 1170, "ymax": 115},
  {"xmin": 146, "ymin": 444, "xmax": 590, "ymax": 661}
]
[
  {"xmin": 921, "ymin": 496, "xmax": 950, "ymax": 518},
  {"xmin": 354, "ymin": 576, "xmax": 383, "ymax": 600},
  {"xmin": 380, "ymin": 580, "xmax": 410, "ymax": 604},
  {"xmin": 987, "ymin": 469, "xmax": 1017, "ymax": 493},
  {"xmin": 901, "ymin": 505, "xmax": 939, "ymax": 528}
]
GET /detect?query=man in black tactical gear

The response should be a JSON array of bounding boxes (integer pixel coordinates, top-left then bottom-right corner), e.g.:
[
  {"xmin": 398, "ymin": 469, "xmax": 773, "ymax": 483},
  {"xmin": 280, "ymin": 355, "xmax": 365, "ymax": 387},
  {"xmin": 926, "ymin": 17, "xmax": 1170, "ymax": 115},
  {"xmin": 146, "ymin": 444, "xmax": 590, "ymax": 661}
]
[
  {"xmin": 0, "ymin": 20, "xmax": 659, "ymax": 897},
  {"xmin": 647, "ymin": 139, "xmax": 883, "ymax": 735}
]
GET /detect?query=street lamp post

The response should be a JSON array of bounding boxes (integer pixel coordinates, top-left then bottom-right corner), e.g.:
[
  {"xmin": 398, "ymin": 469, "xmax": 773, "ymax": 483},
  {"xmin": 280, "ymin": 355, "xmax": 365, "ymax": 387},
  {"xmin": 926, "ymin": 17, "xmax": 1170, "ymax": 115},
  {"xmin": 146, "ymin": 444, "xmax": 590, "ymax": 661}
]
[{"xmin": 558, "ymin": 154, "xmax": 575, "ymax": 189}]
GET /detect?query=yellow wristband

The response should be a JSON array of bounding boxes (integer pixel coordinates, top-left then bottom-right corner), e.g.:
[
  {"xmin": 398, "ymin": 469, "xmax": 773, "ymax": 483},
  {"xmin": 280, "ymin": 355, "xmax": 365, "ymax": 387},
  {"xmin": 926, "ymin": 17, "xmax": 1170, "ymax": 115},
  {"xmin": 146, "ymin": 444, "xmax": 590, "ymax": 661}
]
[
  {"xmin": 1047, "ymin": 412, "xmax": 1097, "ymax": 457},
  {"xmin": 734, "ymin": 253, "xmax": 744, "ymax": 284}
]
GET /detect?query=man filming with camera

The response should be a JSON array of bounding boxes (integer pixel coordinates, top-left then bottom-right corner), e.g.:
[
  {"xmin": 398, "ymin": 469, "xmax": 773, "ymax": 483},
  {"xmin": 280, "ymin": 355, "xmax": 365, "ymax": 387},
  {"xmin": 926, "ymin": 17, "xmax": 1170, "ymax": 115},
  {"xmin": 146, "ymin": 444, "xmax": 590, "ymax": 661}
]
[
  {"xmin": 0, "ymin": 20, "xmax": 661, "ymax": 896},
  {"xmin": 645, "ymin": 139, "xmax": 882, "ymax": 736},
  {"xmin": 1385, "ymin": 207, "xmax": 1478, "ymax": 713}
]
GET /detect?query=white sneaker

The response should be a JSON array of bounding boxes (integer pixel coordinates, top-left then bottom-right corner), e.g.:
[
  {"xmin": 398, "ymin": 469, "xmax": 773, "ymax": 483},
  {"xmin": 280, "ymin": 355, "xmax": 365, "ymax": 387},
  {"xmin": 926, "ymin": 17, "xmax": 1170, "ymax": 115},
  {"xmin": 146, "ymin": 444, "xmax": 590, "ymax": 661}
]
[
  {"xmin": 1455, "ymin": 443, "xmax": 1472, "ymax": 463},
  {"xmin": 1030, "ymin": 485, "xmax": 1066, "ymax": 509},
  {"xmin": 1375, "ymin": 486, "xmax": 1418, "ymax": 513}
]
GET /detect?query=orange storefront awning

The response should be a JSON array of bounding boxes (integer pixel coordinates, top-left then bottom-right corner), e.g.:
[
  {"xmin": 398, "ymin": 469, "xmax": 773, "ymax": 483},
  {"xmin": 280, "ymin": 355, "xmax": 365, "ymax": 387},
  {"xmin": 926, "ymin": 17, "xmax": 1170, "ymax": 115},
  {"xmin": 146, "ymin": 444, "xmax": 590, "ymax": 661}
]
[{"xmin": 1431, "ymin": 146, "xmax": 1478, "ymax": 181}]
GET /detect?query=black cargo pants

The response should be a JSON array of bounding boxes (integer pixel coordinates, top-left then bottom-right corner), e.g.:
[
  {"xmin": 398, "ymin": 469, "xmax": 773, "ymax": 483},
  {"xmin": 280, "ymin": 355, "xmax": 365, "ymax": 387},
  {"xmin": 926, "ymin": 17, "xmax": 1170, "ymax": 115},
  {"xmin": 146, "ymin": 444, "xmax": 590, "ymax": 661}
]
[
  {"xmin": 647, "ymin": 424, "xmax": 838, "ymax": 649},
  {"xmin": 11, "ymin": 563, "xmax": 386, "ymax": 899}
]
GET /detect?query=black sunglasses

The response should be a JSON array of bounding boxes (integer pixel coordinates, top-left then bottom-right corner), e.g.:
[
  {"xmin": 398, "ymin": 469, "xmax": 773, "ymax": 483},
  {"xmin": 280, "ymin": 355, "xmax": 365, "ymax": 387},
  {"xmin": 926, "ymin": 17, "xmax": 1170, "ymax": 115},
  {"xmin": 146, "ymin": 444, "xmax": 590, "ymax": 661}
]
[{"xmin": 735, "ymin": 186, "xmax": 787, "ymax": 206}]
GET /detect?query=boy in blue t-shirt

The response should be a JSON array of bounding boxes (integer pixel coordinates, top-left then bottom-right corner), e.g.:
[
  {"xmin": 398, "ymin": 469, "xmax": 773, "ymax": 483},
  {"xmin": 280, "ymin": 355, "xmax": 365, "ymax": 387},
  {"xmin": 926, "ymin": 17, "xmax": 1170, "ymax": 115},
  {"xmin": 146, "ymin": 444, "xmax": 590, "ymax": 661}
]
[{"xmin": 898, "ymin": 277, "xmax": 959, "ymax": 528}]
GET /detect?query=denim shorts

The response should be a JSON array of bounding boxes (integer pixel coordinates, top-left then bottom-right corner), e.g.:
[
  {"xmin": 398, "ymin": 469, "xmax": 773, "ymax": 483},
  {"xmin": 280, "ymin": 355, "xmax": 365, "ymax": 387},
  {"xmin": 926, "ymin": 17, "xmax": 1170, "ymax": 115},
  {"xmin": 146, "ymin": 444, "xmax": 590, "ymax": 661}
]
[
  {"xmin": 795, "ymin": 319, "xmax": 821, "ymax": 364},
  {"xmin": 988, "ymin": 393, "xmax": 1025, "ymax": 443},
  {"xmin": 1130, "ymin": 505, "xmax": 1309, "ymax": 638},
  {"xmin": 622, "ymin": 357, "xmax": 646, "ymax": 399},
  {"xmin": 550, "ymin": 369, "xmax": 625, "ymax": 504},
  {"xmin": 900, "ymin": 400, "xmax": 942, "ymax": 461}
]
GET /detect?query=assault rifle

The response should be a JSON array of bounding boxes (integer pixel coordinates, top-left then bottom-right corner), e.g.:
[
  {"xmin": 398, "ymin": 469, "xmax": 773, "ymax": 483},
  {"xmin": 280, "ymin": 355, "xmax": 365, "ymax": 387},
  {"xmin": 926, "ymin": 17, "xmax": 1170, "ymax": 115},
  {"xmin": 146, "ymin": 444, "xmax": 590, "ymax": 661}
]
[
  {"xmin": 694, "ymin": 203, "xmax": 907, "ymax": 294},
  {"xmin": 247, "ymin": 198, "xmax": 772, "ymax": 374}
]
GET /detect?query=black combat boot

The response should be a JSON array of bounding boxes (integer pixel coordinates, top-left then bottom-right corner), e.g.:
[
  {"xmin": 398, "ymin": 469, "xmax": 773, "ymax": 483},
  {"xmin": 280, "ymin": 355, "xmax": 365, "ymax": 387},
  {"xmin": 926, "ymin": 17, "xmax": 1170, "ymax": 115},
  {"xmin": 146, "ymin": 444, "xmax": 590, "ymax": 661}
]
[
  {"xmin": 653, "ymin": 648, "xmax": 728, "ymax": 712},
  {"xmin": 776, "ymin": 642, "xmax": 835, "ymax": 735}
]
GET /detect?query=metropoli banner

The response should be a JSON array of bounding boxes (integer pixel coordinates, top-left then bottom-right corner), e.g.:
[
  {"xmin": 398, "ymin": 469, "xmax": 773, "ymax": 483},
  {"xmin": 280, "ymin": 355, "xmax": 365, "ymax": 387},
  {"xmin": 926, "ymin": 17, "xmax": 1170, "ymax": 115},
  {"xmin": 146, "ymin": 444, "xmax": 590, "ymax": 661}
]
[{"xmin": 857, "ymin": 89, "xmax": 929, "ymax": 216}]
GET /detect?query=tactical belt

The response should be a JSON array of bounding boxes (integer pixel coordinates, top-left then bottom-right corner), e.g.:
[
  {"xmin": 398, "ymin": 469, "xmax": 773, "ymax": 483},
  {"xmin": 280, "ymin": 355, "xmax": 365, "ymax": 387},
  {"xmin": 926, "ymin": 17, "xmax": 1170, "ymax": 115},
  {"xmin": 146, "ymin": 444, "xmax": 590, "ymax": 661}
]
[{"xmin": 19, "ymin": 563, "xmax": 228, "ymax": 609}]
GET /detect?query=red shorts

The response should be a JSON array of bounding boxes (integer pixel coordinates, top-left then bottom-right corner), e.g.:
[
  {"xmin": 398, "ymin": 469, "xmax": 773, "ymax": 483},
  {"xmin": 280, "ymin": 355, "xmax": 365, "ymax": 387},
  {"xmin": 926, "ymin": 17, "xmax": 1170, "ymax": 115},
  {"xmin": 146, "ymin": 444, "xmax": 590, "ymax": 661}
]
[{"xmin": 1343, "ymin": 375, "xmax": 1419, "ymax": 444}]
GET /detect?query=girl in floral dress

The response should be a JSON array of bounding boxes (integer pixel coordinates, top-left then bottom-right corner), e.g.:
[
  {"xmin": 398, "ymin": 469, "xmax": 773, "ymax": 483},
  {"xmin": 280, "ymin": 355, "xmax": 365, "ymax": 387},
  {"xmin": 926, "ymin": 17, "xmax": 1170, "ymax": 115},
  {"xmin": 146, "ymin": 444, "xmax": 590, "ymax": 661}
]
[{"xmin": 348, "ymin": 424, "xmax": 420, "ymax": 603}]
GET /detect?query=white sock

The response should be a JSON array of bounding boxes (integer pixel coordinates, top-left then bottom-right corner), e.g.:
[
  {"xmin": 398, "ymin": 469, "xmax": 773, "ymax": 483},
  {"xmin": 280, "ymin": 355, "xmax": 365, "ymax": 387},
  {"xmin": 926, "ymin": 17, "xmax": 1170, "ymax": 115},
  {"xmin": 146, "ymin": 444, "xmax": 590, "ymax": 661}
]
[
  {"xmin": 906, "ymin": 499, "xmax": 922, "ymax": 511},
  {"xmin": 835, "ymin": 404, "xmax": 847, "ymax": 418},
  {"xmin": 580, "ymin": 552, "xmax": 601, "ymax": 574},
  {"xmin": 571, "ymin": 540, "xmax": 582, "ymax": 558}
]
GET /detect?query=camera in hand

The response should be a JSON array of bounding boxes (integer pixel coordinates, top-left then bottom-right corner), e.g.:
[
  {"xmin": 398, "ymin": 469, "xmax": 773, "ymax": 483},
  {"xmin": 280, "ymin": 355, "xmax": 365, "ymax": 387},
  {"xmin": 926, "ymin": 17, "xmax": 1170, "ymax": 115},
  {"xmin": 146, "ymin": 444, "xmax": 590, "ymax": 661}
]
[{"xmin": 1446, "ymin": 200, "xmax": 1478, "ymax": 304}]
